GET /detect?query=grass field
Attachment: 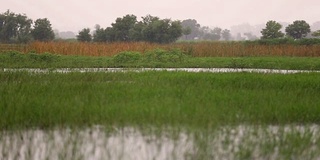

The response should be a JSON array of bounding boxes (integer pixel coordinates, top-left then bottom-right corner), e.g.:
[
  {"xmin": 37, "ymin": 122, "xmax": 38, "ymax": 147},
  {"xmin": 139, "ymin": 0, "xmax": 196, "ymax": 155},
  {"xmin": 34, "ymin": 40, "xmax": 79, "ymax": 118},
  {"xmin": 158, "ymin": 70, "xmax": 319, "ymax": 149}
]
[
  {"xmin": 1, "ymin": 50, "xmax": 320, "ymax": 69},
  {"xmin": 1, "ymin": 71, "xmax": 320, "ymax": 130}
]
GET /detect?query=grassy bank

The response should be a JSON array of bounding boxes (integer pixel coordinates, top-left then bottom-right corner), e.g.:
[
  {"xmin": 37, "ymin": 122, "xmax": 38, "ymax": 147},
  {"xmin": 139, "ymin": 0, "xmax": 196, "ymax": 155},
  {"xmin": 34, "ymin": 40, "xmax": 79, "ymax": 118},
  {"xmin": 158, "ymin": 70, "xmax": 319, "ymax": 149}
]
[
  {"xmin": 1, "ymin": 51, "xmax": 320, "ymax": 69},
  {"xmin": 1, "ymin": 71, "xmax": 320, "ymax": 130}
]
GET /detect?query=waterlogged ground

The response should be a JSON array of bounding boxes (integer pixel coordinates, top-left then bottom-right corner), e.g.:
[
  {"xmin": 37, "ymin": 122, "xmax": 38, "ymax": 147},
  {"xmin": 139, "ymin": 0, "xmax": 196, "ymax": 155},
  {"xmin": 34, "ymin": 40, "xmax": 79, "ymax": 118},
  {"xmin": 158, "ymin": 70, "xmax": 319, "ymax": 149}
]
[
  {"xmin": 1, "ymin": 69, "xmax": 320, "ymax": 159},
  {"xmin": 2, "ymin": 67, "xmax": 320, "ymax": 74},
  {"xmin": 1, "ymin": 125, "xmax": 320, "ymax": 160}
]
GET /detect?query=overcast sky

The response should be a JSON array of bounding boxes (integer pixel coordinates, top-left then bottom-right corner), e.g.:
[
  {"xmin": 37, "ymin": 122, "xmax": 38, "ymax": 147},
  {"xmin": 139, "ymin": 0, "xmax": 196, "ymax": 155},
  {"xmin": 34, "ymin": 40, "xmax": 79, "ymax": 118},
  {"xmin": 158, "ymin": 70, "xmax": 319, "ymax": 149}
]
[{"xmin": 1, "ymin": 0, "xmax": 319, "ymax": 32}]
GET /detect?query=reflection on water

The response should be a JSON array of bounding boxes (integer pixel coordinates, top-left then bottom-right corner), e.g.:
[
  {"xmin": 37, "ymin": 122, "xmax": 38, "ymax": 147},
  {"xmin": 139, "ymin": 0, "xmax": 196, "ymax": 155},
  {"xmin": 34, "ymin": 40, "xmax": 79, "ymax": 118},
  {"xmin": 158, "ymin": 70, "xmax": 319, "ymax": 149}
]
[
  {"xmin": 3, "ymin": 68, "xmax": 320, "ymax": 74},
  {"xmin": 1, "ymin": 125, "xmax": 320, "ymax": 160}
]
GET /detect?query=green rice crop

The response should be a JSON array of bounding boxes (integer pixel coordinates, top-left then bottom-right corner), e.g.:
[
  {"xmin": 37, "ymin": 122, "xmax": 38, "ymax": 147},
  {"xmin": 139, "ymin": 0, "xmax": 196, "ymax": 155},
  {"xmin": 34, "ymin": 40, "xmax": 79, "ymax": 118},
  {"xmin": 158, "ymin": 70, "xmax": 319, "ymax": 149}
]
[{"xmin": 1, "ymin": 71, "xmax": 320, "ymax": 130}]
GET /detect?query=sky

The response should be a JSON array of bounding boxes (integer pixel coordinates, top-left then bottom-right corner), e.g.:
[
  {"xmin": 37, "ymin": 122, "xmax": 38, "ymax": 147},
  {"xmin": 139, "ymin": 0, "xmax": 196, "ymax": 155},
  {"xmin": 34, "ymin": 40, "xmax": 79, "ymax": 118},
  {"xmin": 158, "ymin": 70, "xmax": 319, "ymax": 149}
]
[{"xmin": 1, "ymin": 0, "xmax": 320, "ymax": 32}]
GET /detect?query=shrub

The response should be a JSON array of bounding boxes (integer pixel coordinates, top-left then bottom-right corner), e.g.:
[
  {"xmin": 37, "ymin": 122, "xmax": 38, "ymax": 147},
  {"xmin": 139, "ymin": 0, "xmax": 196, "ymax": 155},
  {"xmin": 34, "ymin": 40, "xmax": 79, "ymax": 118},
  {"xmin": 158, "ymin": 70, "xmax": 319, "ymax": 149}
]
[
  {"xmin": 297, "ymin": 38, "xmax": 320, "ymax": 46},
  {"xmin": 113, "ymin": 51, "xmax": 142, "ymax": 63},
  {"xmin": 1, "ymin": 50, "xmax": 25, "ymax": 62},
  {"xmin": 253, "ymin": 38, "xmax": 295, "ymax": 45},
  {"xmin": 143, "ymin": 48, "xmax": 188, "ymax": 63},
  {"xmin": 27, "ymin": 52, "xmax": 60, "ymax": 63}
]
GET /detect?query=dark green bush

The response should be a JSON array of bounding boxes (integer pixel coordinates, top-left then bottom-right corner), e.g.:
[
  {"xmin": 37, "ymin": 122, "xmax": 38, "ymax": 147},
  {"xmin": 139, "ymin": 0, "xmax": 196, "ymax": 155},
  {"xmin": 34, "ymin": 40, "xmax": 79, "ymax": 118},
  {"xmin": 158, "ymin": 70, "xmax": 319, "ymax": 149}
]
[
  {"xmin": 27, "ymin": 52, "xmax": 61, "ymax": 63},
  {"xmin": 143, "ymin": 48, "xmax": 188, "ymax": 63},
  {"xmin": 0, "ymin": 50, "xmax": 25, "ymax": 62},
  {"xmin": 244, "ymin": 38, "xmax": 320, "ymax": 45},
  {"xmin": 297, "ymin": 38, "xmax": 320, "ymax": 45},
  {"xmin": 113, "ymin": 51, "xmax": 142, "ymax": 63}
]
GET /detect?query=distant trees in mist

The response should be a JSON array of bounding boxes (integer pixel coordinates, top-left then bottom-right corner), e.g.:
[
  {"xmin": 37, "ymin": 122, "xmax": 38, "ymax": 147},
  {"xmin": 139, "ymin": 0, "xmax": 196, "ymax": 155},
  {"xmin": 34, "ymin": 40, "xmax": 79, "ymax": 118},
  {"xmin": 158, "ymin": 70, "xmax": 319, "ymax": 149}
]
[
  {"xmin": 1, "ymin": 10, "xmax": 320, "ymax": 44},
  {"xmin": 78, "ymin": 14, "xmax": 183, "ymax": 44},
  {"xmin": 179, "ymin": 19, "xmax": 232, "ymax": 41}
]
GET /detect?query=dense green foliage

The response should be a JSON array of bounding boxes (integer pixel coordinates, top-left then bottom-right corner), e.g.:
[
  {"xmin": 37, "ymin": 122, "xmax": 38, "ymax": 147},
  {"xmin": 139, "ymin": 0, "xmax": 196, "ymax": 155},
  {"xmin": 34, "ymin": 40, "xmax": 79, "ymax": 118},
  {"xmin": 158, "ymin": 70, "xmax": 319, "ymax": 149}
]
[
  {"xmin": 0, "ymin": 71, "xmax": 319, "ymax": 130},
  {"xmin": 312, "ymin": 30, "xmax": 320, "ymax": 37},
  {"xmin": 31, "ymin": 18, "xmax": 55, "ymax": 41},
  {"xmin": 89, "ymin": 14, "xmax": 183, "ymax": 43},
  {"xmin": 1, "ymin": 50, "xmax": 320, "ymax": 69},
  {"xmin": 261, "ymin": 20, "xmax": 284, "ymax": 39},
  {"xmin": 244, "ymin": 38, "xmax": 320, "ymax": 45},
  {"xmin": 113, "ymin": 51, "xmax": 142, "ymax": 63},
  {"xmin": 285, "ymin": 20, "xmax": 311, "ymax": 39},
  {"xmin": 1, "ymin": 10, "xmax": 320, "ymax": 44},
  {"xmin": 179, "ymin": 19, "xmax": 231, "ymax": 41},
  {"xmin": 0, "ymin": 10, "xmax": 33, "ymax": 43},
  {"xmin": 221, "ymin": 29, "xmax": 231, "ymax": 41},
  {"xmin": 77, "ymin": 28, "xmax": 92, "ymax": 42},
  {"xmin": 0, "ymin": 10, "xmax": 55, "ymax": 43}
]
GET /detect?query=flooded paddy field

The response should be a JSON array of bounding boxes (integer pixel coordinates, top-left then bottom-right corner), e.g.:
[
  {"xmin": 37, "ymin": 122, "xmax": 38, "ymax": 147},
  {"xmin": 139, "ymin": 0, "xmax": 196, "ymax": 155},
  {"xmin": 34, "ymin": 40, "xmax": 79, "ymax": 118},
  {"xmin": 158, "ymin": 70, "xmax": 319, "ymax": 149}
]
[
  {"xmin": 2, "ymin": 67, "xmax": 320, "ymax": 74},
  {"xmin": 1, "ymin": 125, "xmax": 320, "ymax": 160},
  {"xmin": 1, "ymin": 70, "xmax": 320, "ymax": 159}
]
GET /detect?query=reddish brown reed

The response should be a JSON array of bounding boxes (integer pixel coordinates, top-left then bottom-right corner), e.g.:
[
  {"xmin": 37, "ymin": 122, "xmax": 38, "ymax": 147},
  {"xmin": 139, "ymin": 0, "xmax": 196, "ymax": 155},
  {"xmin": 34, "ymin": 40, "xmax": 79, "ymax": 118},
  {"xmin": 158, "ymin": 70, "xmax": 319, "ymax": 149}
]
[{"xmin": 1, "ymin": 41, "xmax": 320, "ymax": 57}]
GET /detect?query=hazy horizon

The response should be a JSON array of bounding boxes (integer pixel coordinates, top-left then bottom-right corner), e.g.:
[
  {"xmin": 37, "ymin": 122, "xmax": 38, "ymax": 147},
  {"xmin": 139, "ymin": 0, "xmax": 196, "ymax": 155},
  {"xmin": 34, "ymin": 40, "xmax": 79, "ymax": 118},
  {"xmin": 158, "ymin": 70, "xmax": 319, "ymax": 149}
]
[{"xmin": 1, "ymin": 0, "xmax": 320, "ymax": 32}]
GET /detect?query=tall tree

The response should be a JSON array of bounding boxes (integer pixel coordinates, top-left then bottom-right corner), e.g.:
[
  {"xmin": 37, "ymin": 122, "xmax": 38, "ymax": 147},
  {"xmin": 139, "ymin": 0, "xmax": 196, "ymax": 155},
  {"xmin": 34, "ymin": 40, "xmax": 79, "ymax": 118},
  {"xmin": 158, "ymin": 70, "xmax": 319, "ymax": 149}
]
[
  {"xmin": 0, "ymin": 10, "xmax": 33, "ymax": 43},
  {"xmin": 141, "ymin": 15, "xmax": 182, "ymax": 43},
  {"xmin": 32, "ymin": 18, "xmax": 54, "ymax": 41},
  {"xmin": 182, "ymin": 27, "xmax": 192, "ymax": 39},
  {"xmin": 105, "ymin": 27, "xmax": 116, "ymax": 42},
  {"xmin": 285, "ymin": 20, "xmax": 311, "ymax": 39},
  {"xmin": 111, "ymin": 14, "xmax": 137, "ymax": 41},
  {"xmin": 312, "ymin": 30, "xmax": 320, "ymax": 37},
  {"xmin": 180, "ymin": 19, "xmax": 201, "ymax": 40},
  {"xmin": 261, "ymin": 20, "xmax": 284, "ymax": 39},
  {"xmin": 103, "ymin": 14, "xmax": 183, "ymax": 43},
  {"xmin": 77, "ymin": 28, "xmax": 92, "ymax": 42},
  {"xmin": 200, "ymin": 27, "xmax": 222, "ymax": 41},
  {"xmin": 93, "ymin": 24, "xmax": 106, "ymax": 42},
  {"xmin": 212, "ymin": 27, "xmax": 222, "ymax": 40},
  {"xmin": 221, "ymin": 29, "xmax": 231, "ymax": 41},
  {"xmin": 16, "ymin": 13, "xmax": 33, "ymax": 43},
  {"xmin": 244, "ymin": 32, "xmax": 258, "ymax": 40},
  {"xmin": 129, "ymin": 21, "xmax": 145, "ymax": 41}
]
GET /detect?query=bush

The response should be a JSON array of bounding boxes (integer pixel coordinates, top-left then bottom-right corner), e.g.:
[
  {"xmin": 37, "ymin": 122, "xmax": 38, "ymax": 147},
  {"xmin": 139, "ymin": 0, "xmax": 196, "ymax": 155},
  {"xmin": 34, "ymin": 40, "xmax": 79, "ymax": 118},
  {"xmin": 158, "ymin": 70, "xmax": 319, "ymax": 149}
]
[
  {"xmin": 244, "ymin": 38, "xmax": 294, "ymax": 45},
  {"xmin": 1, "ymin": 50, "xmax": 25, "ymax": 62},
  {"xmin": 143, "ymin": 48, "xmax": 188, "ymax": 63},
  {"xmin": 244, "ymin": 38, "xmax": 320, "ymax": 46},
  {"xmin": 297, "ymin": 38, "xmax": 320, "ymax": 45},
  {"xmin": 113, "ymin": 51, "xmax": 142, "ymax": 63},
  {"xmin": 27, "ymin": 52, "xmax": 61, "ymax": 63}
]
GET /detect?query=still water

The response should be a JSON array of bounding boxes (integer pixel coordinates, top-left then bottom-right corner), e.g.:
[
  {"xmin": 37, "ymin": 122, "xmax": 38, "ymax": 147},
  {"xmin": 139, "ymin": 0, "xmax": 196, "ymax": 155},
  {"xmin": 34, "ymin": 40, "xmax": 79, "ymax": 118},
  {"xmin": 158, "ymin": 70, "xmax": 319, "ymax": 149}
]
[
  {"xmin": 3, "ymin": 68, "xmax": 320, "ymax": 74},
  {"xmin": 1, "ymin": 125, "xmax": 320, "ymax": 160}
]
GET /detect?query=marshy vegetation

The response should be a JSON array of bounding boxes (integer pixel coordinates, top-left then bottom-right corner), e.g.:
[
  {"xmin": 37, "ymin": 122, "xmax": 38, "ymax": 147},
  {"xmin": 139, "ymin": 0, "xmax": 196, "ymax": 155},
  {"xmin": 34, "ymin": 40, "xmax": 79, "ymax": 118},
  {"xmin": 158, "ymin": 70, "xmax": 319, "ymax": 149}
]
[
  {"xmin": 1, "ymin": 71, "xmax": 320, "ymax": 159},
  {"xmin": 1, "ymin": 71, "xmax": 320, "ymax": 129},
  {"xmin": 1, "ymin": 46, "xmax": 320, "ymax": 69},
  {"xmin": 1, "ymin": 40, "xmax": 320, "ymax": 159},
  {"xmin": 1, "ymin": 40, "xmax": 320, "ymax": 57}
]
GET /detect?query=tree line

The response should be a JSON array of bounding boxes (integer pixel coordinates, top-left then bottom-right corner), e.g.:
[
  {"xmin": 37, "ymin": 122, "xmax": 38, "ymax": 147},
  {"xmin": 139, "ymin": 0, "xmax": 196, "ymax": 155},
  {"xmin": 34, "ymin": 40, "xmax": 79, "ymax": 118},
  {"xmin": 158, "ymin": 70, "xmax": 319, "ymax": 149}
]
[
  {"xmin": 1, "ymin": 10, "xmax": 320, "ymax": 44},
  {"xmin": 78, "ymin": 18, "xmax": 233, "ymax": 42},
  {"xmin": 77, "ymin": 14, "xmax": 183, "ymax": 43},
  {"xmin": 0, "ymin": 10, "xmax": 54, "ymax": 43},
  {"xmin": 260, "ymin": 20, "xmax": 318, "ymax": 39}
]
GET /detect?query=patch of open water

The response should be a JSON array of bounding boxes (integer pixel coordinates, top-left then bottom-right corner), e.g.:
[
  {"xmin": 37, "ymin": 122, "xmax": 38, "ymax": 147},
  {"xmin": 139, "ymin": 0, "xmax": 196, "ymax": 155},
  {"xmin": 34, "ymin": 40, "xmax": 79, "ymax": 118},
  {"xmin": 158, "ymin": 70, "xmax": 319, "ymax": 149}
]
[
  {"xmin": 2, "ymin": 68, "xmax": 320, "ymax": 74},
  {"xmin": 1, "ymin": 125, "xmax": 320, "ymax": 160}
]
